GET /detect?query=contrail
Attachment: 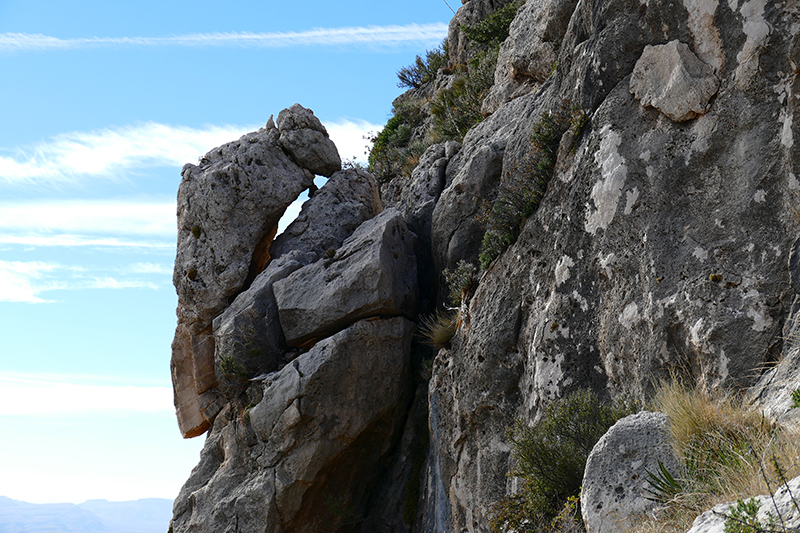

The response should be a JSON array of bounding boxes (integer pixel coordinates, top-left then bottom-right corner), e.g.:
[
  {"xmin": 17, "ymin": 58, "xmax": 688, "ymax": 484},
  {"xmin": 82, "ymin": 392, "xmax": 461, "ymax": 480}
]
[{"xmin": 0, "ymin": 23, "xmax": 449, "ymax": 53}]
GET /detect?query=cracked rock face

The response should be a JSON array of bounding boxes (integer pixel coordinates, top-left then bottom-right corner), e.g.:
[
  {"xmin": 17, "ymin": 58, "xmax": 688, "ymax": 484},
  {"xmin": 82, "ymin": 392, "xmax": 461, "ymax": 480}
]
[{"xmin": 273, "ymin": 208, "xmax": 419, "ymax": 348}]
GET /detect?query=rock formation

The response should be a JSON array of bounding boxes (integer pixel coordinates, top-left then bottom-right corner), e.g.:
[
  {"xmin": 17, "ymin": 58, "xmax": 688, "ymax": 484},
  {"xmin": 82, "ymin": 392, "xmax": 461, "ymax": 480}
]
[{"xmin": 168, "ymin": 0, "xmax": 800, "ymax": 531}]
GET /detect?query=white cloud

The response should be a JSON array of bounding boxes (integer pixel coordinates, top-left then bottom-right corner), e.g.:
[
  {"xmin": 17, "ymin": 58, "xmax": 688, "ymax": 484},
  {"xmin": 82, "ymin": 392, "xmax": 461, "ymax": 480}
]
[
  {"xmin": 0, "ymin": 260, "xmax": 164, "ymax": 303},
  {"xmin": 0, "ymin": 261, "xmax": 59, "ymax": 303},
  {"xmin": 0, "ymin": 122, "xmax": 257, "ymax": 185},
  {"xmin": 0, "ymin": 200, "xmax": 176, "ymax": 236},
  {"xmin": 0, "ymin": 24, "xmax": 448, "ymax": 53},
  {"xmin": 0, "ymin": 372, "xmax": 173, "ymax": 415},
  {"xmin": 127, "ymin": 262, "xmax": 172, "ymax": 275},
  {"xmin": 325, "ymin": 119, "xmax": 380, "ymax": 163}
]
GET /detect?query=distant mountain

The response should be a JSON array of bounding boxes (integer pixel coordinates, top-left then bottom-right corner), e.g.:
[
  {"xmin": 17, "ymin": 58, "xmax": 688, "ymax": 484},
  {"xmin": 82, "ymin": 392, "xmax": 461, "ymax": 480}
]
[{"xmin": 0, "ymin": 496, "xmax": 172, "ymax": 533}]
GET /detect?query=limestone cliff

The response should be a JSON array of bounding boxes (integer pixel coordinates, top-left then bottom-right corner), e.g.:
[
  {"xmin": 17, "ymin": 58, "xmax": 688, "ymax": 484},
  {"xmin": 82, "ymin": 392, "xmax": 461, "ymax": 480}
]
[{"xmin": 168, "ymin": 1, "xmax": 800, "ymax": 532}]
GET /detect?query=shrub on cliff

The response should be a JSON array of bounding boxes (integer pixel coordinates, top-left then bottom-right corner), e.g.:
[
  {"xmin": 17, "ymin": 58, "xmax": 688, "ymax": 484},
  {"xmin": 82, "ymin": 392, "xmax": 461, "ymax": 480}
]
[
  {"xmin": 397, "ymin": 41, "xmax": 449, "ymax": 89},
  {"xmin": 490, "ymin": 389, "xmax": 634, "ymax": 533},
  {"xmin": 479, "ymin": 102, "xmax": 587, "ymax": 269}
]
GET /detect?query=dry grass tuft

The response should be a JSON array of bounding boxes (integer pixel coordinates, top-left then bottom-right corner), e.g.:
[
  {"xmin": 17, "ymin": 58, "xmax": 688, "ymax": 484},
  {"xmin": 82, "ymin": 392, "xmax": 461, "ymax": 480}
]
[
  {"xmin": 418, "ymin": 309, "xmax": 458, "ymax": 349},
  {"xmin": 630, "ymin": 381, "xmax": 800, "ymax": 533}
]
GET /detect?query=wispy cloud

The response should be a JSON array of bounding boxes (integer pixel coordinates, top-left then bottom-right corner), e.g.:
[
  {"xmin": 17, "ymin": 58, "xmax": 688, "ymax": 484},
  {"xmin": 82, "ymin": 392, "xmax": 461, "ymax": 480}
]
[
  {"xmin": 0, "ymin": 24, "xmax": 448, "ymax": 54},
  {"xmin": 0, "ymin": 200, "xmax": 176, "ymax": 236},
  {"xmin": 0, "ymin": 122, "xmax": 256, "ymax": 185},
  {"xmin": 0, "ymin": 259, "xmax": 164, "ymax": 303},
  {"xmin": 0, "ymin": 372, "xmax": 173, "ymax": 415},
  {"xmin": 0, "ymin": 118, "xmax": 378, "ymax": 187}
]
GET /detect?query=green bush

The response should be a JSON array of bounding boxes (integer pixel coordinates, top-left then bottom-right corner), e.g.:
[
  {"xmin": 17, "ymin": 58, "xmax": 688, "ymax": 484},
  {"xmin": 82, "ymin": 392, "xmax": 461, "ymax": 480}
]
[
  {"xmin": 430, "ymin": 45, "xmax": 499, "ymax": 142},
  {"xmin": 460, "ymin": 0, "xmax": 525, "ymax": 45},
  {"xmin": 490, "ymin": 390, "xmax": 634, "ymax": 532},
  {"xmin": 397, "ymin": 41, "xmax": 449, "ymax": 89},
  {"xmin": 367, "ymin": 97, "xmax": 427, "ymax": 183},
  {"xmin": 443, "ymin": 260, "xmax": 479, "ymax": 307}
]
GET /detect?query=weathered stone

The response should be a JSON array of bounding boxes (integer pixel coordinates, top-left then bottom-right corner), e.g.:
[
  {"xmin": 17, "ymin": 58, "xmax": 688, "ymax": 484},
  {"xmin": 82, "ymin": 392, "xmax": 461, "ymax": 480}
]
[
  {"xmin": 276, "ymin": 103, "xmax": 341, "ymax": 177},
  {"xmin": 446, "ymin": 0, "xmax": 518, "ymax": 69},
  {"xmin": 171, "ymin": 317, "xmax": 415, "ymax": 533},
  {"xmin": 630, "ymin": 40, "xmax": 720, "ymax": 122},
  {"xmin": 686, "ymin": 475, "xmax": 800, "ymax": 533},
  {"xmin": 748, "ymin": 302, "xmax": 800, "ymax": 431},
  {"xmin": 482, "ymin": 0, "xmax": 578, "ymax": 115},
  {"xmin": 422, "ymin": 1, "xmax": 798, "ymax": 530},
  {"xmin": 431, "ymin": 140, "xmax": 503, "ymax": 273},
  {"xmin": 172, "ymin": 119, "xmax": 314, "ymax": 437},
  {"xmin": 212, "ymin": 169, "xmax": 382, "ymax": 398},
  {"xmin": 273, "ymin": 209, "xmax": 418, "ymax": 347},
  {"xmin": 270, "ymin": 168, "xmax": 382, "ymax": 262},
  {"xmin": 581, "ymin": 412, "xmax": 681, "ymax": 533}
]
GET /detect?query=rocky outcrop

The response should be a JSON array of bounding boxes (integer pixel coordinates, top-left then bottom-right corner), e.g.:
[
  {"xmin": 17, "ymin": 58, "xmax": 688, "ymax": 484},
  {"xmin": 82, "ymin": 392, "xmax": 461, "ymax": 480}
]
[
  {"xmin": 582, "ymin": 412, "xmax": 681, "ymax": 533},
  {"xmin": 171, "ymin": 317, "xmax": 415, "ymax": 533},
  {"xmin": 169, "ymin": 0, "xmax": 800, "ymax": 530}
]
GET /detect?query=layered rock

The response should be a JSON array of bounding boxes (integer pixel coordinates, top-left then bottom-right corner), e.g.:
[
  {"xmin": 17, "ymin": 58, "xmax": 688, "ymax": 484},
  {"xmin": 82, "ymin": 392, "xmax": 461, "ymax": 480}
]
[
  {"xmin": 274, "ymin": 208, "xmax": 418, "ymax": 348},
  {"xmin": 212, "ymin": 169, "xmax": 381, "ymax": 396}
]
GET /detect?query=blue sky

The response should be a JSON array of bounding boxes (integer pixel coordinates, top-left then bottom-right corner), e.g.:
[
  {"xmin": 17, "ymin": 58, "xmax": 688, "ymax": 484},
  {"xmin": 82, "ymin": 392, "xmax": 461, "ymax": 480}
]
[{"xmin": 0, "ymin": 0, "xmax": 450, "ymax": 504}]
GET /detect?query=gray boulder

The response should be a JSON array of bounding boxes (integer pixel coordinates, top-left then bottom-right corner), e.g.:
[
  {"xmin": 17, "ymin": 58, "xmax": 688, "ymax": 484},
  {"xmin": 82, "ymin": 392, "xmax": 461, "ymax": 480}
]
[
  {"xmin": 171, "ymin": 317, "xmax": 415, "ymax": 533},
  {"xmin": 276, "ymin": 103, "xmax": 341, "ymax": 177},
  {"xmin": 273, "ymin": 208, "xmax": 419, "ymax": 347},
  {"xmin": 581, "ymin": 412, "xmax": 681, "ymax": 533},
  {"xmin": 629, "ymin": 40, "xmax": 720, "ymax": 122}
]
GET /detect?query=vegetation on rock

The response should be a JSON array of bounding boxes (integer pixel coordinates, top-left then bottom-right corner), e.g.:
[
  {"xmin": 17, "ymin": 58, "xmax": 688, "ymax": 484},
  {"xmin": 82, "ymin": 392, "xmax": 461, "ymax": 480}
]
[
  {"xmin": 632, "ymin": 382, "xmax": 800, "ymax": 533},
  {"xmin": 479, "ymin": 102, "xmax": 587, "ymax": 269},
  {"xmin": 489, "ymin": 390, "xmax": 634, "ymax": 532}
]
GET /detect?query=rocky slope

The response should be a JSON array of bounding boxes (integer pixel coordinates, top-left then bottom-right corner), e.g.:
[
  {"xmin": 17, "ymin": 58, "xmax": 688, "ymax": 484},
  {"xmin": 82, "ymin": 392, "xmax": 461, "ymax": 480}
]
[{"xmin": 168, "ymin": 1, "xmax": 800, "ymax": 532}]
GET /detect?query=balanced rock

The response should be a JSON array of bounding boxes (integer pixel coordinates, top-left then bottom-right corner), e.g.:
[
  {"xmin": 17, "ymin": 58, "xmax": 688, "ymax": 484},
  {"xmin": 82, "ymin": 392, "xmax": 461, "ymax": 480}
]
[
  {"xmin": 273, "ymin": 208, "xmax": 418, "ymax": 347},
  {"xmin": 276, "ymin": 103, "xmax": 341, "ymax": 177},
  {"xmin": 629, "ymin": 40, "xmax": 720, "ymax": 122},
  {"xmin": 582, "ymin": 412, "xmax": 681, "ymax": 533},
  {"xmin": 172, "ymin": 124, "xmax": 315, "ymax": 437}
]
